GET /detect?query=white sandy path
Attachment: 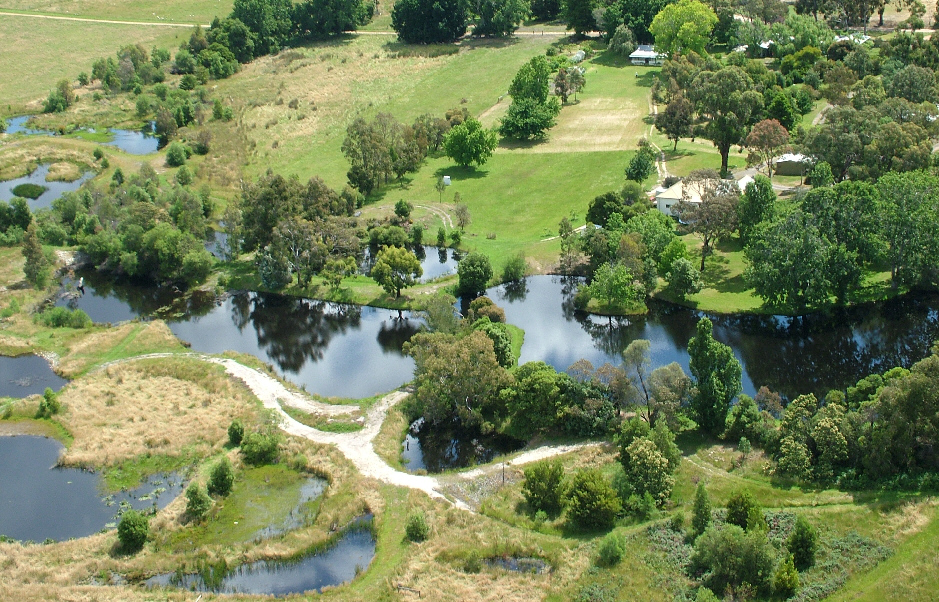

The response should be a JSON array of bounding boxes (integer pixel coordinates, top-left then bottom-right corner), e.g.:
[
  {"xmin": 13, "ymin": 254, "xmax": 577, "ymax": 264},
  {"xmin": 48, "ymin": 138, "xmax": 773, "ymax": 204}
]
[{"xmin": 101, "ymin": 353, "xmax": 600, "ymax": 510}]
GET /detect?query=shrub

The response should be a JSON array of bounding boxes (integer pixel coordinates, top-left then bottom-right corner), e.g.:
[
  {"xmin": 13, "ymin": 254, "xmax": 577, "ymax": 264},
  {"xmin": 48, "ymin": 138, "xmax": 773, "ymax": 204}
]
[
  {"xmin": 522, "ymin": 459, "xmax": 566, "ymax": 515},
  {"xmin": 774, "ymin": 554, "xmax": 799, "ymax": 597},
  {"xmin": 394, "ymin": 199, "xmax": 413, "ymax": 220},
  {"xmin": 117, "ymin": 509, "xmax": 149, "ymax": 552},
  {"xmin": 185, "ymin": 482, "xmax": 212, "ymax": 519},
  {"xmin": 208, "ymin": 456, "xmax": 234, "ymax": 496},
  {"xmin": 93, "ymin": 147, "xmax": 105, "ymax": 161},
  {"xmin": 240, "ymin": 430, "xmax": 281, "ymax": 465},
  {"xmin": 175, "ymin": 165, "xmax": 193, "ymax": 186},
  {"xmin": 502, "ymin": 252, "xmax": 527, "ymax": 283},
  {"xmin": 165, "ymin": 142, "xmax": 188, "ymax": 167},
  {"xmin": 410, "ymin": 223, "xmax": 424, "ymax": 246},
  {"xmin": 690, "ymin": 525, "xmax": 774, "ymax": 595},
  {"xmin": 436, "ymin": 227, "xmax": 446, "ymax": 247},
  {"xmin": 788, "ymin": 515, "xmax": 817, "ymax": 571},
  {"xmin": 691, "ymin": 482, "xmax": 712, "ymax": 539},
  {"xmin": 457, "ymin": 252, "xmax": 493, "ymax": 297},
  {"xmin": 567, "ymin": 468, "xmax": 621, "ymax": 530},
  {"xmin": 405, "ymin": 511, "xmax": 429, "ymax": 542},
  {"xmin": 35, "ymin": 307, "xmax": 92, "ymax": 329},
  {"xmin": 35, "ymin": 388, "xmax": 61, "ymax": 418},
  {"xmin": 726, "ymin": 490, "xmax": 759, "ymax": 530},
  {"xmin": 597, "ymin": 532, "xmax": 626, "ymax": 566}
]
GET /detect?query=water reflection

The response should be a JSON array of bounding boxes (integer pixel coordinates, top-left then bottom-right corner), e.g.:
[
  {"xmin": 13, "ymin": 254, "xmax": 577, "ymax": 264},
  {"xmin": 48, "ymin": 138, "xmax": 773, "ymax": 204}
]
[
  {"xmin": 4, "ymin": 117, "xmax": 159, "ymax": 154},
  {"xmin": 359, "ymin": 244, "xmax": 460, "ymax": 282},
  {"xmin": 403, "ymin": 418, "xmax": 524, "ymax": 473},
  {"xmin": 168, "ymin": 292, "xmax": 419, "ymax": 399},
  {"xmin": 491, "ymin": 276, "xmax": 939, "ymax": 399}
]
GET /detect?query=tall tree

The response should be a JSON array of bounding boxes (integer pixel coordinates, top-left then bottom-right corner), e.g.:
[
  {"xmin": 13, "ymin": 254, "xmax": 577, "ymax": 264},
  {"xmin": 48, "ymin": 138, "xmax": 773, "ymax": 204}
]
[
  {"xmin": 655, "ymin": 95, "xmax": 693, "ymax": 151},
  {"xmin": 561, "ymin": 0, "xmax": 596, "ymax": 36},
  {"xmin": 876, "ymin": 170, "xmax": 939, "ymax": 289},
  {"xmin": 674, "ymin": 175, "xmax": 740, "ymax": 271},
  {"xmin": 688, "ymin": 317, "xmax": 742, "ymax": 435},
  {"xmin": 689, "ymin": 67, "xmax": 764, "ymax": 176},
  {"xmin": 471, "ymin": 0, "xmax": 530, "ymax": 36},
  {"xmin": 22, "ymin": 222, "xmax": 50, "ymax": 288},
  {"xmin": 444, "ymin": 117, "xmax": 498, "ymax": 167},
  {"xmin": 744, "ymin": 119, "xmax": 790, "ymax": 179},
  {"xmin": 231, "ymin": 0, "xmax": 294, "ymax": 55},
  {"xmin": 371, "ymin": 246, "xmax": 423, "ymax": 298},
  {"xmin": 737, "ymin": 174, "xmax": 776, "ymax": 246},
  {"xmin": 618, "ymin": 0, "xmax": 671, "ymax": 42},
  {"xmin": 391, "ymin": 0, "xmax": 468, "ymax": 43},
  {"xmin": 649, "ymin": 0, "xmax": 718, "ymax": 56}
]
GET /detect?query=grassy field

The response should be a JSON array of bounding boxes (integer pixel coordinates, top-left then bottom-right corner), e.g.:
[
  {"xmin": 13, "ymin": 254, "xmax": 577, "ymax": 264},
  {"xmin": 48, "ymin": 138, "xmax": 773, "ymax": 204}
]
[
  {"xmin": 0, "ymin": 0, "xmax": 226, "ymax": 22},
  {"xmin": 0, "ymin": 16, "xmax": 188, "ymax": 107}
]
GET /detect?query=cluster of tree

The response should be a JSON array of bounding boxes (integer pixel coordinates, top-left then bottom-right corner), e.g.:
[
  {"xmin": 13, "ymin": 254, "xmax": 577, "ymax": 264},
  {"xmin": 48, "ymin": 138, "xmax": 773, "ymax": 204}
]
[
  {"xmin": 391, "ymin": 0, "xmax": 529, "ymax": 43},
  {"xmin": 743, "ymin": 169, "xmax": 939, "ymax": 310},
  {"xmin": 570, "ymin": 193, "xmax": 703, "ymax": 306},
  {"xmin": 499, "ymin": 56, "xmax": 563, "ymax": 140},
  {"xmin": 686, "ymin": 485, "xmax": 818, "ymax": 599},
  {"xmin": 343, "ymin": 108, "xmax": 472, "ymax": 195},
  {"xmin": 31, "ymin": 164, "xmax": 216, "ymax": 287},
  {"xmin": 234, "ymin": 170, "xmax": 362, "ymax": 289},
  {"xmin": 404, "ymin": 295, "xmax": 623, "ymax": 439}
]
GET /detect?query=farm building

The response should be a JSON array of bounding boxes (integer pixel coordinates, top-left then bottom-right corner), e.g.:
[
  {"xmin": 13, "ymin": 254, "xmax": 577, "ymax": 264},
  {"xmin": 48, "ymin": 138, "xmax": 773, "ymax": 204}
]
[
  {"xmin": 629, "ymin": 45, "xmax": 665, "ymax": 66},
  {"xmin": 655, "ymin": 175, "xmax": 754, "ymax": 216}
]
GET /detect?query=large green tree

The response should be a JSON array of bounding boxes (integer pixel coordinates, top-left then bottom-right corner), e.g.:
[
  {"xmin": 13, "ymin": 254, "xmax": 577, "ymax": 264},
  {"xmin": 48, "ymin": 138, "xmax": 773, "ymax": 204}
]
[
  {"xmin": 22, "ymin": 222, "xmax": 50, "ymax": 288},
  {"xmin": 617, "ymin": 0, "xmax": 670, "ymax": 42},
  {"xmin": 444, "ymin": 117, "xmax": 498, "ymax": 167},
  {"xmin": 457, "ymin": 252, "xmax": 494, "ymax": 297},
  {"xmin": 293, "ymin": 0, "xmax": 374, "ymax": 37},
  {"xmin": 655, "ymin": 94, "xmax": 693, "ymax": 151},
  {"xmin": 231, "ymin": 0, "xmax": 294, "ymax": 55},
  {"xmin": 371, "ymin": 246, "xmax": 423, "ymax": 298},
  {"xmin": 649, "ymin": 0, "xmax": 718, "ymax": 56},
  {"xmin": 471, "ymin": 0, "xmax": 530, "ymax": 36},
  {"xmin": 561, "ymin": 0, "xmax": 595, "ymax": 35},
  {"xmin": 876, "ymin": 170, "xmax": 939, "ymax": 289},
  {"xmin": 689, "ymin": 67, "xmax": 764, "ymax": 176},
  {"xmin": 391, "ymin": 0, "xmax": 468, "ymax": 43},
  {"xmin": 737, "ymin": 174, "xmax": 776, "ymax": 246},
  {"xmin": 688, "ymin": 317, "xmax": 742, "ymax": 435}
]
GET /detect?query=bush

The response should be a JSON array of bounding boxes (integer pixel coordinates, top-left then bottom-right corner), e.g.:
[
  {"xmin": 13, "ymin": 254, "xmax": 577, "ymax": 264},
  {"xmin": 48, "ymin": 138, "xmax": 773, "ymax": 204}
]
[
  {"xmin": 774, "ymin": 553, "xmax": 799, "ymax": 597},
  {"xmin": 405, "ymin": 511, "xmax": 429, "ymax": 542},
  {"xmin": 165, "ymin": 142, "xmax": 188, "ymax": 167},
  {"xmin": 185, "ymin": 482, "xmax": 212, "ymax": 519},
  {"xmin": 788, "ymin": 515, "xmax": 817, "ymax": 571},
  {"xmin": 597, "ymin": 531, "xmax": 626, "ymax": 566},
  {"xmin": 691, "ymin": 482, "xmax": 711, "ymax": 539},
  {"xmin": 522, "ymin": 459, "xmax": 566, "ymax": 515},
  {"xmin": 228, "ymin": 419, "xmax": 245, "ymax": 445},
  {"xmin": 240, "ymin": 430, "xmax": 281, "ymax": 465},
  {"xmin": 567, "ymin": 468, "xmax": 621, "ymax": 530},
  {"xmin": 726, "ymin": 490, "xmax": 759, "ymax": 530},
  {"xmin": 35, "ymin": 388, "xmax": 61, "ymax": 418},
  {"xmin": 117, "ymin": 509, "xmax": 149, "ymax": 552},
  {"xmin": 690, "ymin": 525, "xmax": 774, "ymax": 595},
  {"xmin": 502, "ymin": 252, "xmax": 527, "ymax": 283},
  {"xmin": 208, "ymin": 456, "xmax": 234, "ymax": 496},
  {"xmin": 457, "ymin": 252, "xmax": 493, "ymax": 297},
  {"xmin": 175, "ymin": 165, "xmax": 193, "ymax": 186},
  {"xmin": 35, "ymin": 307, "xmax": 92, "ymax": 329}
]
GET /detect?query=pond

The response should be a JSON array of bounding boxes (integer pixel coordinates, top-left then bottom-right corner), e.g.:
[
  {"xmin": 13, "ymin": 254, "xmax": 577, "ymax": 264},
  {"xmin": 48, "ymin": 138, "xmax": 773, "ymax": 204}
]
[
  {"xmin": 4, "ymin": 116, "xmax": 159, "ymax": 154},
  {"xmin": 167, "ymin": 292, "xmax": 420, "ymax": 399},
  {"xmin": 0, "ymin": 355, "xmax": 68, "ymax": 398},
  {"xmin": 360, "ymin": 245, "xmax": 460, "ymax": 283},
  {"xmin": 55, "ymin": 269, "xmax": 197, "ymax": 324},
  {"xmin": 0, "ymin": 163, "xmax": 95, "ymax": 211},
  {"xmin": 147, "ymin": 517, "xmax": 375, "ymax": 596},
  {"xmin": 402, "ymin": 418, "xmax": 524, "ymax": 473},
  {"xmin": 0, "ymin": 436, "xmax": 185, "ymax": 542},
  {"xmin": 486, "ymin": 276, "xmax": 939, "ymax": 400}
]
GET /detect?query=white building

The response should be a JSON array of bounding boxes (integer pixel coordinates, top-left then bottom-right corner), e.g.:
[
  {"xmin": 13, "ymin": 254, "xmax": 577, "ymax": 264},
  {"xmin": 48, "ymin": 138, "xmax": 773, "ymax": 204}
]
[
  {"xmin": 655, "ymin": 176, "xmax": 754, "ymax": 216},
  {"xmin": 629, "ymin": 45, "xmax": 666, "ymax": 66}
]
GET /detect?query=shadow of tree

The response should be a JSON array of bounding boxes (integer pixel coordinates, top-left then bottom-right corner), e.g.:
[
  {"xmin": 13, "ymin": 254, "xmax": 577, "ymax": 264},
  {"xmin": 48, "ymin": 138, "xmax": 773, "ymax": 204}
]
[{"xmin": 432, "ymin": 165, "xmax": 490, "ymax": 181}]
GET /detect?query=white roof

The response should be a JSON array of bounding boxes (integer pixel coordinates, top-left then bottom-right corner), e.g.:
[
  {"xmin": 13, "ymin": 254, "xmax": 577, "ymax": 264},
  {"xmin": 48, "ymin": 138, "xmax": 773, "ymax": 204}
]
[
  {"xmin": 629, "ymin": 45, "xmax": 665, "ymax": 59},
  {"xmin": 776, "ymin": 153, "xmax": 807, "ymax": 163},
  {"xmin": 834, "ymin": 34, "xmax": 871, "ymax": 44},
  {"xmin": 656, "ymin": 176, "xmax": 753, "ymax": 204}
]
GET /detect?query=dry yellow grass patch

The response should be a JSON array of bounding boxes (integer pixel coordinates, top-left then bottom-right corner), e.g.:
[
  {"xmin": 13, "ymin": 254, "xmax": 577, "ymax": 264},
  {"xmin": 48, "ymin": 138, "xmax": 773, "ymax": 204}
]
[
  {"xmin": 0, "ymin": 137, "xmax": 98, "ymax": 179},
  {"xmin": 392, "ymin": 501, "xmax": 592, "ymax": 602},
  {"xmin": 55, "ymin": 321, "xmax": 183, "ymax": 376},
  {"xmin": 45, "ymin": 161, "xmax": 82, "ymax": 182},
  {"xmin": 57, "ymin": 355, "xmax": 258, "ymax": 467}
]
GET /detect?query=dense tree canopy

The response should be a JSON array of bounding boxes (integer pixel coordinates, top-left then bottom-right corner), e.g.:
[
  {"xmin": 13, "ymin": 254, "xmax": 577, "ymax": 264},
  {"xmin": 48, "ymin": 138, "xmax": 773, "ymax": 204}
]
[
  {"xmin": 392, "ymin": 0, "xmax": 468, "ymax": 43},
  {"xmin": 688, "ymin": 317, "xmax": 742, "ymax": 435},
  {"xmin": 444, "ymin": 117, "xmax": 498, "ymax": 167},
  {"xmin": 649, "ymin": 0, "xmax": 717, "ymax": 57}
]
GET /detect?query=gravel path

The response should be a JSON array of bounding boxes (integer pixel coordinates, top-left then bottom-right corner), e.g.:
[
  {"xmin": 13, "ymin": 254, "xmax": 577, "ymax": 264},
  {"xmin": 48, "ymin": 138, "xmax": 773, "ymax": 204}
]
[{"xmin": 101, "ymin": 353, "xmax": 597, "ymax": 510}]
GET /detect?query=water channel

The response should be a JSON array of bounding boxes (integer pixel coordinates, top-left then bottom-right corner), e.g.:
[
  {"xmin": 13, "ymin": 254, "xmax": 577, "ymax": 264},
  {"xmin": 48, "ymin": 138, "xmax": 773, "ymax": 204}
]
[
  {"xmin": 54, "ymin": 272, "xmax": 939, "ymax": 403},
  {"xmin": 0, "ymin": 436, "xmax": 184, "ymax": 542},
  {"xmin": 4, "ymin": 116, "xmax": 159, "ymax": 155},
  {"xmin": 0, "ymin": 163, "xmax": 95, "ymax": 211}
]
